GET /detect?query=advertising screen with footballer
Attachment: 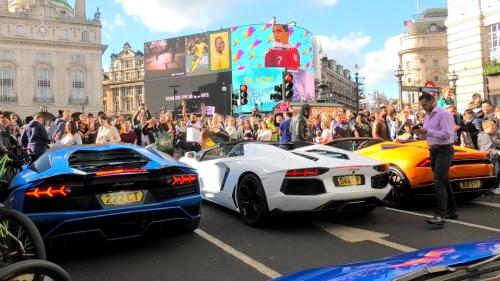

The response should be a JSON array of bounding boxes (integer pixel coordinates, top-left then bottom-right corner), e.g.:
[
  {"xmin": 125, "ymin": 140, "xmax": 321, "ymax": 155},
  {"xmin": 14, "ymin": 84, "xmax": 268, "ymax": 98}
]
[{"xmin": 230, "ymin": 23, "xmax": 314, "ymax": 73}]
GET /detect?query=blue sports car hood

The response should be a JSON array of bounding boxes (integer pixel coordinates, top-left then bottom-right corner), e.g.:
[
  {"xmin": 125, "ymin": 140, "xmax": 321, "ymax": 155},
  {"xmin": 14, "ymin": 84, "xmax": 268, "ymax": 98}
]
[{"xmin": 274, "ymin": 240, "xmax": 500, "ymax": 281}]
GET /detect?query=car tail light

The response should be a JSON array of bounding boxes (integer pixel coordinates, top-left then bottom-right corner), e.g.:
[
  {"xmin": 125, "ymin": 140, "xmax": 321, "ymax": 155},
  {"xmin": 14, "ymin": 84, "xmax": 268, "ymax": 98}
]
[
  {"xmin": 417, "ymin": 159, "xmax": 431, "ymax": 167},
  {"xmin": 286, "ymin": 168, "xmax": 327, "ymax": 177},
  {"xmin": 170, "ymin": 174, "xmax": 198, "ymax": 186},
  {"xmin": 373, "ymin": 163, "xmax": 390, "ymax": 172},
  {"xmin": 26, "ymin": 185, "xmax": 67, "ymax": 199},
  {"xmin": 95, "ymin": 168, "xmax": 147, "ymax": 177}
]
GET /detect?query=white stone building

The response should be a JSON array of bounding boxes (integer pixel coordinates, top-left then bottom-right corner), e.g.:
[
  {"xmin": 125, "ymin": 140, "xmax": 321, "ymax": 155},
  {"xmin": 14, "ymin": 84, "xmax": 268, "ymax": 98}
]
[
  {"xmin": 0, "ymin": 0, "xmax": 105, "ymax": 117},
  {"xmin": 103, "ymin": 42, "xmax": 145, "ymax": 116},
  {"xmin": 446, "ymin": 0, "xmax": 500, "ymax": 110},
  {"xmin": 399, "ymin": 8, "xmax": 450, "ymax": 109}
]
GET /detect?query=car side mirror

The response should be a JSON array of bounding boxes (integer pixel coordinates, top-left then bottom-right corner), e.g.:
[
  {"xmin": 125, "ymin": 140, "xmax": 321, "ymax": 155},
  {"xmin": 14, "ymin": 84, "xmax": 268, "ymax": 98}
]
[{"xmin": 185, "ymin": 151, "xmax": 197, "ymax": 159}]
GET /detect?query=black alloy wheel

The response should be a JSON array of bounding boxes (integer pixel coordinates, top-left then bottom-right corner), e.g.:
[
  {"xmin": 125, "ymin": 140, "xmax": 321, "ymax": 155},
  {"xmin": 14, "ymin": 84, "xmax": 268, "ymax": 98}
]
[
  {"xmin": 384, "ymin": 167, "xmax": 410, "ymax": 208},
  {"xmin": 236, "ymin": 174, "xmax": 269, "ymax": 227}
]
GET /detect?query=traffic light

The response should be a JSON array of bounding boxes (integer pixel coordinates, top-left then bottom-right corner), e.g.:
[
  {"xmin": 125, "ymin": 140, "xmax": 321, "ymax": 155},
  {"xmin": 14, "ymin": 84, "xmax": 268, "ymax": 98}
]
[
  {"xmin": 270, "ymin": 84, "xmax": 283, "ymax": 101},
  {"xmin": 240, "ymin": 84, "xmax": 248, "ymax": 105},
  {"xmin": 232, "ymin": 93, "xmax": 239, "ymax": 106},
  {"xmin": 284, "ymin": 73, "xmax": 294, "ymax": 100}
]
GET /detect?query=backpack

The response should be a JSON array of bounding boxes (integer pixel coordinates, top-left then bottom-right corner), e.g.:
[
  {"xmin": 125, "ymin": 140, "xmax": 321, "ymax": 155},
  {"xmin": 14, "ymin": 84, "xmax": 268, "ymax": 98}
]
[{"xmin": 153, "ymin": 129, "xmax": 174, "ymax": 154}]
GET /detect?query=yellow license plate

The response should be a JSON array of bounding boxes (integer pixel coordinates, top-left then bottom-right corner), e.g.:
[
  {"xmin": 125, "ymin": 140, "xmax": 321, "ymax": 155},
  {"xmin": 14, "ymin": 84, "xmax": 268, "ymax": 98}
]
[
  {"xmin": 459, "ymin": 180, "xmax": 481, "ymax": 190},
  {"xmin": 337, "ymin": 175, "xmax": 363, "ymax": 187},
  {"xmin": 100, "ymin": 191, "xmax": 144, "ymax": 206}
]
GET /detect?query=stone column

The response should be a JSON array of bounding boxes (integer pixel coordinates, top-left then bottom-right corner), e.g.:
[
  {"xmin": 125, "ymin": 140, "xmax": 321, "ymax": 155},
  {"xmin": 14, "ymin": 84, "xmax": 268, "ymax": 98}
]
[
  {"xmin": 132, "ymin": 86, "xmax": 137, "ymax": 111},
  {"xmin": 75, "ymin": 0, "xmax": 86, "ymax": 21},
  {"xmin": 0, "ymin": 0, "xmax": 7, "ymax": 15},
  {"xmin": 118, "ymin": 88, "xmax": 123, "ymax": 115}
]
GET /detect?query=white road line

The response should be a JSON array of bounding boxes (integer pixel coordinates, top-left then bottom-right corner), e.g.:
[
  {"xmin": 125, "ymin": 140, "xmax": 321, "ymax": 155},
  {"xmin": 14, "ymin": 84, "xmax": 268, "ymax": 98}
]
[
  {"xmin": 313, "ymin": 222, "xmax": 417, "ymax": 253},
  {"xmin": 472, "ymin": 201, "xmax": 500, "ymax": 209},
  {"xmin": 194, "ymin": 229, "xmax": 281, "ymax": 279},
  {"xmin": 385, "ymin": 207, "xmax": 500, "ymax": 233}
]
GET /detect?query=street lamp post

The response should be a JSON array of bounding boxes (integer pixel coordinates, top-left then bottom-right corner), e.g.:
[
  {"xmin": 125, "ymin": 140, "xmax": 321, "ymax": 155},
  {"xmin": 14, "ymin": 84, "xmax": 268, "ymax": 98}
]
[
  {"xmin": 354, "ymin": 64, "xmax": 360, "ymax": 110},
  {"xmin": 169, "ymin": 85, "xmax": 180, "ymax": 118},
  {"xmin": 395, "ymin": 66, "xmax": 405, "ymax": 111},
  {"xmin": 448, "ymin": 70, "xmax": 459, "ymax": 92},
  {"xmin": 221, "ymin": 82, "xmax": 228, "ymax": 116}
]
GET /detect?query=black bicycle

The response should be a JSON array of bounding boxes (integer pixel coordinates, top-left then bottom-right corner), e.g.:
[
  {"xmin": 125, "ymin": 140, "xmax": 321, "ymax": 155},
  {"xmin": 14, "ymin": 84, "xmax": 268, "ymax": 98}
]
[
  {"xmin": 0, "ymin": 205, "xmax": 46, "ymax": 268},
  {"xmin": 0, "ymin": 259, "xmax": 72, "ymax": 281}
]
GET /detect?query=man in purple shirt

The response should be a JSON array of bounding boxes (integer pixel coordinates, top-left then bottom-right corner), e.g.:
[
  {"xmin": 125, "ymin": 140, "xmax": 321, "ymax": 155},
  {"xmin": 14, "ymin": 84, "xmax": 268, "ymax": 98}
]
[{"xmin": 415, "ymin": 93, "xmax": 458, "ymax": 226}]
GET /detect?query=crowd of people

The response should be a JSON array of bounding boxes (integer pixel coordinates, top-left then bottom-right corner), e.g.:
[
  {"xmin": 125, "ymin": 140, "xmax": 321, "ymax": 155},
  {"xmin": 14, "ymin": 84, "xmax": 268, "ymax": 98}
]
[{"xmin": 0, "ymin": 87, "xmax": 498, "ymax": 172}]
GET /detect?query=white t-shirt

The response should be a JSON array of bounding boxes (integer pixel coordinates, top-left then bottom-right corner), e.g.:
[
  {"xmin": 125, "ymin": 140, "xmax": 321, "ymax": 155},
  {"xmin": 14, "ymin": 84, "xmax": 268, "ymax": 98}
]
[
  {"xmin": 321, "ymin": 128, "xmax": 333, "ymax": 143},
  {"xmin": 96, "ymin": 126, "xmax": 121, "ymax": 144},
  {"xmin": 59, "ymin": 134, "xmax": 82, "ymax": 145},
  {"xmin": 257, "ymin": 129, "xmax": 273, "ymax": 141},
  {"xmin": 186, "ymin": 120, "xmax": 203, "ymax": 143}
]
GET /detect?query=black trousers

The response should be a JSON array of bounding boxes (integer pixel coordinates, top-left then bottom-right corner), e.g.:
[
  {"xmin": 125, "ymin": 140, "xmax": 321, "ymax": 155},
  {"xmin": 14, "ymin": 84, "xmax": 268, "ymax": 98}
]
[
  {"xmin": 492, "ymin": 154, "xmax": 500, "ymax": 185},
  {"xmin": 429, "ymin": 145, "xmax": 457, "ymax": 217}
]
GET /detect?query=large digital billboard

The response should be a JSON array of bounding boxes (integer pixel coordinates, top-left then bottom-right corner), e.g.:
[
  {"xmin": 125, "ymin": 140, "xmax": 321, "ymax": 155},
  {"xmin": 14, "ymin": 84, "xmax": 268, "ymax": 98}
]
[
  {"xmin": 145, "ymin": 37, "xmax": 186, "ymax": 80},
  {"xmin": 230, "ymin": 24, "xmax": 314, "ymax": 73},
  {"xmin": 231, "ymin": 23, "xmax": 315, "ymax": 112},
  {"xmin": 144, "ymin": 24, "xmax": 315, "ymax": 115},
  {"xmin": 145, "ymin": 29, "xmax": 231, "ymax": 81},
  {"xmin": 145, "ymin": 72, "xmax": 232, "ymax": 117}
]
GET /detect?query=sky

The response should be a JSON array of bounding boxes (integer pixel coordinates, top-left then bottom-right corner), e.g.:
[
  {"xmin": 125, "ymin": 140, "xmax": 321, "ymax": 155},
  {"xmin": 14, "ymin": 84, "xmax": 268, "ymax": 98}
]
[{"xmin": 80, "ymin": 0, "xmax": 448, "ymax": 98}]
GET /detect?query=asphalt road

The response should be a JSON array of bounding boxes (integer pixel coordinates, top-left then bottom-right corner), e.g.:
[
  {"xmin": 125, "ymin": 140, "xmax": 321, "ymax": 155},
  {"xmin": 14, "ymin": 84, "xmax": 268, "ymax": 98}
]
[{"xmin": 53, "ymin": 195, "xmax": 500, "ymax": 281}]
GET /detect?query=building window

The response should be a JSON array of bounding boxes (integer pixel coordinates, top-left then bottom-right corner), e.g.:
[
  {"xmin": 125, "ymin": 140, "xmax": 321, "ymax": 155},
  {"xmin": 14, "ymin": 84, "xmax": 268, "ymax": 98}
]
[
  {"xmin": 125, "ymin": 98, "xmax": 132, "ymax": 111},
  {"xmin": 0, "ymin": 66, "xmax": 15, "ymax": 102},
  {"xmin": 125, "ymin": 60, "xmax": 130, "ymax": 68},
  {"xmin": 489, "ymin": 23, "xmax": 500, "ymax": 61},
  {"xmin": 60, "ymin": 30, "xmax": 69, "ymax": 40},
  {"xmin": 407, "ymin": 77, "xmax": 412, "ymax": 83},
  {"xmin": 434, "ymin": 76, "xmax": 440, "ymax": 82},
  {"xmin": 0, "ymin": 50, "xmax": 13, "ymax": 60},
  {"xmin": 71, "ymin": 55, "xmax": 85, "ymax": 65},
  {"xmin": 35, "ymin": 68, "xmax": 52, "ymax": 103},
  {"xmin": 35, "ymin": 52, "xmax": 51, "ymax": 62},
  {"xmin": 405, "ymin": 61, "xmax": 410, "ymax": 70},
  {"xmin": 125, "ymin": 72, "xmax": 131, "ymax": 81},
  {"xmin": 82, "ymin": 31, "xmax": 90, "ymax": 42},
  {"xmin": 70, "ymin": 70, "xmax": 86, "ymax": 104},
  {"xmin": 433, "ymin": 59, "xmax": 439, "ymax": 67},
  {"xmin": 15, "ymin": 25, "xmax": 25, "ymax": 37}
]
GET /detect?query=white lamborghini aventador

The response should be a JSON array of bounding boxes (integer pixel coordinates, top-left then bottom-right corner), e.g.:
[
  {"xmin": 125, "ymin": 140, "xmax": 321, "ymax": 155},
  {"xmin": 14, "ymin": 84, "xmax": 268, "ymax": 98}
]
[{"xmin": 179, "ymin": 141, "xmax": 392, "ymax": 226}]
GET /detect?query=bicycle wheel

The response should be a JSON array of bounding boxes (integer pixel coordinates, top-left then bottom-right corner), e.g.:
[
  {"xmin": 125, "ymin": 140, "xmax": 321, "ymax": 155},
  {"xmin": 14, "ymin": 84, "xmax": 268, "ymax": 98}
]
[
  {"xmin": 0, "ymin": 208, "xmax": 46, "ymax": 267},
  {"xmin": 0, "ymin": 259, "xmax": 72, "ymax": 281}
]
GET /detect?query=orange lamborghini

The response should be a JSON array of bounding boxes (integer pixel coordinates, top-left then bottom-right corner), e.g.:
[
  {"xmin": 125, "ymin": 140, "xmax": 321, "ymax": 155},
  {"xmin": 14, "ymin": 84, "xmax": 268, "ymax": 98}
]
[{"xmin": 326, "ymin": 138, "xmax": 496, "ymax": 207}]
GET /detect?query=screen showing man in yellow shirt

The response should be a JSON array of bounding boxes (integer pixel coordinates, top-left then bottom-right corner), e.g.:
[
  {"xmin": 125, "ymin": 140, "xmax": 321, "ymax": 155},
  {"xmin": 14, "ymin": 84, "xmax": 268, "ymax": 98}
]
[
  {"xmin": 210, "ymin": 31, "xmax": 230, "ymax": 71},
  {"xmin": 191, "ymin": 38, "xmax": 208, "ymax": 73}
]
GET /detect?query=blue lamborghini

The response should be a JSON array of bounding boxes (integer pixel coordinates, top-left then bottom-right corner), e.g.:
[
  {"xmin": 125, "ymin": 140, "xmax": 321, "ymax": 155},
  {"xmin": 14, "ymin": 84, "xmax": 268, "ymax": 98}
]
[
  {"xmin": 274, "ymin": 239, "xmax": 500, "ymax": 281},
  {"xmin": 2, "ymin": 144, "xmax": 201, "ymax": 241}
]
